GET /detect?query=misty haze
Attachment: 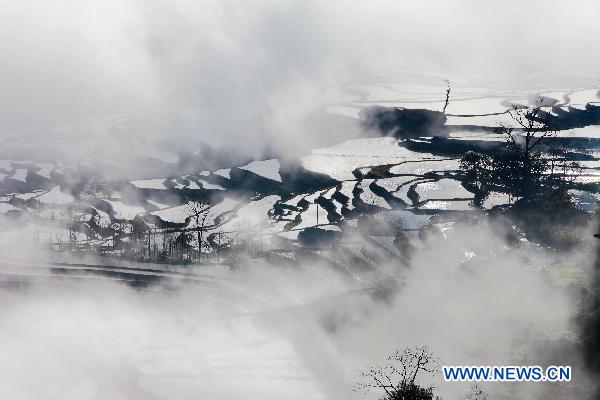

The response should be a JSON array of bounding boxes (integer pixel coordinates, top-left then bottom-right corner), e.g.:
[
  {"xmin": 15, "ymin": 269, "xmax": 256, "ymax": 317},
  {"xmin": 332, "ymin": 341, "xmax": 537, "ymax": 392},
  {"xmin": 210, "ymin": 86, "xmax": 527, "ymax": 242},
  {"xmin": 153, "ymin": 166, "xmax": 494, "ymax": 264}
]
[{"xmin": 1, "ymin": 1, "xmax": 600, "ymax": 399}]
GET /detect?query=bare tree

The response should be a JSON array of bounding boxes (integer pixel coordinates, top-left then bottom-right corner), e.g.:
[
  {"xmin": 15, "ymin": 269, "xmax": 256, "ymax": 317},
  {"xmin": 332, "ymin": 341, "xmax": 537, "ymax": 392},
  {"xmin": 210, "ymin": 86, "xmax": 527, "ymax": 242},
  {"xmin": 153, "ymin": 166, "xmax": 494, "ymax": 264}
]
[
  {"xmin": 498, "ymin": 105, "xmax": 557, "ymax": 158},
  {"xmin": 460, "ymin": 105, "xmax": 580, "ymax": 203},
  {"xmin": 442, "ymin": 79, "xmax": 451, "ymax": 114},
  {"xmin": 356, "ymin": 346, "xmax": 441, "ymax": 400},
  {"xmin": 185, "ymin": 199, "xmax": 213, "ymax": 261},
  {"xmin": 497, "ymin": 106, "xmax": 556, "ymax": 200}
]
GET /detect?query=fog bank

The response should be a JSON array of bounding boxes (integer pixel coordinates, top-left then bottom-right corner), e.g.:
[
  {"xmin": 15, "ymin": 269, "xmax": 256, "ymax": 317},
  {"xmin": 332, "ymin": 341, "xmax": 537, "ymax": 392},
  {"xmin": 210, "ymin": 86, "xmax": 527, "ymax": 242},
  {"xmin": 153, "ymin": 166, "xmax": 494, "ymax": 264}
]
[
  {"xmin": 0, "ymin": 222, "xmax": 595, "ymax": 399},
  {"xmin": 1, "ymin": 0, "xmax": 599, "ymax": 157}
]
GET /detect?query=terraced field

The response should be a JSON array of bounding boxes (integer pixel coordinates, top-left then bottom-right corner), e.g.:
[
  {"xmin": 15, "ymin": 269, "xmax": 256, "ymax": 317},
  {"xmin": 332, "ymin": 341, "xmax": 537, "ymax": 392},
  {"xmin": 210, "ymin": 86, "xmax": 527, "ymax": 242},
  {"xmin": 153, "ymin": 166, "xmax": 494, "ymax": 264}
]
[
  {"xmin": 2, "ymin": 80, "xmax": 599, "ymax": 400},
  {"xmin": 1, "ymin": 82, "xmax": 600, "ymax": 263}
]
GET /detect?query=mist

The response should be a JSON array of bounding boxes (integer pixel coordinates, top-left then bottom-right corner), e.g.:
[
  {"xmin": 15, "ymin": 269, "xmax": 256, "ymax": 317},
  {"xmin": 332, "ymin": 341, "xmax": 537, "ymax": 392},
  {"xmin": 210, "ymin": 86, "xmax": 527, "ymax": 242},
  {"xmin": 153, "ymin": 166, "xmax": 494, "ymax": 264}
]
[
  {"xmin": 2, "ymin": 0, "xmax": 600, "ymax": 159},
  {"xmin": 0, "ymin": 221, "xmax": 595, "ymax": 399},
  {"xmin": 2, "ymin": 1, "xmax": 600, "ymax": 399}
]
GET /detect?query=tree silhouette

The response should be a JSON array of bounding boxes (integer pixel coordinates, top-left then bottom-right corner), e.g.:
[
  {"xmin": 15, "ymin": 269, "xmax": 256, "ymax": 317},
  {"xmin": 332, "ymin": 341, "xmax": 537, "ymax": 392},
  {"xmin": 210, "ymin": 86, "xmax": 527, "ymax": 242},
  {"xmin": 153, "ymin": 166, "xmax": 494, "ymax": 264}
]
[
  {"xmin": 185, "ymin": 198, "xmax": 213, "ymax": 261},
  {"xmin": 459, "ymin": 151, "xmax": 493, "ymax": 206},
  {"xmin": 460, "ymin": 105, "xmax": 579, "ymax": 205},
  {"xmin": 494, "ymin": 105, "xmax": 557, "ymax": 200},
  {"xmin": 356, "ymin": 346, "xmax": 441, "ymax": 400},
  {"xmin": 442, "ymin": 80, "xmax": 451, "ymax": 114}
]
